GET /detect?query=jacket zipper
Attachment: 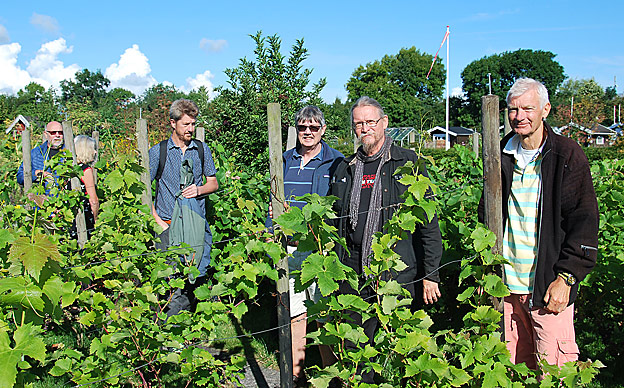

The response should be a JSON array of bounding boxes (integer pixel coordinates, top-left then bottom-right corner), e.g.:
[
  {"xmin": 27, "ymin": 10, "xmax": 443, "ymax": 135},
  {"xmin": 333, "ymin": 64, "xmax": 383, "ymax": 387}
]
[{"xmin": 531, "ymin": 147, "xmax": 550, "ymax": 309}]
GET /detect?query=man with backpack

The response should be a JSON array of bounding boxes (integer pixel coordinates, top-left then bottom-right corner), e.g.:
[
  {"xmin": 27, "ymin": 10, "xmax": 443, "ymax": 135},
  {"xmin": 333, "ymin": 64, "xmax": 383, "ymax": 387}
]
[{"xmin": 149, "ymin": 99, "xmax": 218, "ymax": 316}]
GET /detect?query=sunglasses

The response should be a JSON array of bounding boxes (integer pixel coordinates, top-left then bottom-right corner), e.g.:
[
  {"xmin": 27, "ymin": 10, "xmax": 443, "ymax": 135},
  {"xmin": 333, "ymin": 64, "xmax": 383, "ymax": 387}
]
[
  {"xmin": 296, "ymin": 124, "xmax": 322, "ymax": 133},
  {"xmin": 46, "ymin": 131, "xmax": 63, "ymax": 136}
]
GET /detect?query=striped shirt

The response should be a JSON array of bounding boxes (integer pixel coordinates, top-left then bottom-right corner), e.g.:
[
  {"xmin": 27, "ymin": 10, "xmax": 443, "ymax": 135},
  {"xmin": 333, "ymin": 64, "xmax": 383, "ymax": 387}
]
[
  {"xmin": 283, "ymin": 147, "xmax": 323, "ymax": 209},
  {"xmin": 502, "ymin": 135, "xmax": 543, "ymax": 294}
]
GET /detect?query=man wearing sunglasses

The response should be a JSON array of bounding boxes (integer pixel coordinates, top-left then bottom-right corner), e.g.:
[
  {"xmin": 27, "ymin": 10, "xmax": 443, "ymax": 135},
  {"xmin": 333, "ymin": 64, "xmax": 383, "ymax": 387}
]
[
  {"xmin": 17, "ymin": 121, "xmax": 65, "ymax": 186},
  {"xmin": 328, "ymin": 96, "xmax": 443, "ymax": 383},
  {"xmin": 267, "ymin": 105, "xmax": 343, "ymax": 385}
]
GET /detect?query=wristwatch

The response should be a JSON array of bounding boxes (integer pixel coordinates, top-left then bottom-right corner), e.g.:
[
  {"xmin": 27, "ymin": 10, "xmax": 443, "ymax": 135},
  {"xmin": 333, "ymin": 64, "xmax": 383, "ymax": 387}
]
[{"xmin": 558, "ymin": 272, "xmax": 577, "ymax": 287}]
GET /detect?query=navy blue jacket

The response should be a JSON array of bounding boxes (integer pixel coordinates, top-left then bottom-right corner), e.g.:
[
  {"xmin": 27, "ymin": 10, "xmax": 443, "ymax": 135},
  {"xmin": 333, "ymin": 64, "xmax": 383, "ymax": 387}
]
[{"xmin": 266, "ymin": 141, "xmax": 344, "ymax": 229}]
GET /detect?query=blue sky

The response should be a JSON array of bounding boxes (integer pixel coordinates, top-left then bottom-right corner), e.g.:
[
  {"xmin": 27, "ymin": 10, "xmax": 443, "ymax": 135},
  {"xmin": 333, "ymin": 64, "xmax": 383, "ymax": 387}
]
[{"xmin": 1, "ymin": 1, "xmax": 622, "ymax": 103}]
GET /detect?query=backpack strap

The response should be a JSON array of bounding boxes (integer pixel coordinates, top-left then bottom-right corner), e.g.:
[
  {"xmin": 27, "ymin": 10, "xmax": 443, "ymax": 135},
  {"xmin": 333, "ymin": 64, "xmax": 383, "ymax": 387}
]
[{"xmin": 154, "ymin": 140, "xmax": 168, "ymax": 204}]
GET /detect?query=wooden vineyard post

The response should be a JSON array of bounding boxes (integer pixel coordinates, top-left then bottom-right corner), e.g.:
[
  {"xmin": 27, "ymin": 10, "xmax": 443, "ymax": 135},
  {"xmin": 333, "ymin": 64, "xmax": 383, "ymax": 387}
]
[
  {"xmin": 472, "ymin": 132, "xmax": 479, "ymax": 156},
  {"xmin": 136, "ymin": 119, "xmax": 153, "ymax": 210},
  {"xmin": 267, "ymin": 103, "xmax": 293, "ymax": 388},
  {"xmin": 63, "ymin": 121, "xmax": 87, "ymax": 248},
  {"xmin": 91, "ymin": 130, "xmax": 99, "ymax": 185},
  {"xmin": 21, "ymin": 129, "xmax": 32, "ymax": 192},
  {"xmin": 286, "ymin": 126, "xmax": 297, "ymax": 150},
  {"xmin": 504, "ymin": 108, "xmax": 512, "ymax": 135},
  {"xmin": 196, "ymin": 126, "xmax": 205, "ymax": 143},
  {"xmin": 481, "ymin": 95, "xmax": 504, "ymax": 319}
]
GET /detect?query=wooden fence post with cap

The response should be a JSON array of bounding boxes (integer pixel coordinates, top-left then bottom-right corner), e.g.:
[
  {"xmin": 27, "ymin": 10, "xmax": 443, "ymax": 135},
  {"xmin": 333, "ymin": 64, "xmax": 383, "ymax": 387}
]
[
  {"xmin": 136, "ymin": 118, "xmax": 152, "ymax": 210},
  {"xmin": 267, "ymin": 102, "xmax": 293, "ymax": 388},
  {"xmin": 63, "ymin": 121, "xmax": 87, "ymax": 248},
  {"xmin": 481, "ymin": 94, "xmax": 505, "ymax": 323}
]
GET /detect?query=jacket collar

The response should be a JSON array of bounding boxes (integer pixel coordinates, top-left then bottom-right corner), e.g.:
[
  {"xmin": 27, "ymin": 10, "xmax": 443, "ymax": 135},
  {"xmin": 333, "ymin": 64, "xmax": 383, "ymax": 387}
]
[{"xmin": 347, "ymin": 142, "xmax": 403, "ymax": 166}]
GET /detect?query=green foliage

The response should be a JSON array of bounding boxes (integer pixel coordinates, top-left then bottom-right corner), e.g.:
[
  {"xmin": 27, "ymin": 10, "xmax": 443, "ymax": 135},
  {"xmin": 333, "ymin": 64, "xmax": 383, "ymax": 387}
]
[
  {"xmin": 208, "ymin": 31, "xmax": 326, "ymax": 174},
  {"xmin": 574, "ymin": 159, "xmax": 624, "ymax": 385},
  {"xmin": 346, "ymin": 47, "xmax": 445, "ymax": 127},
  {"xmin": 60, "ymin": 69, "xmax": 111, "ymax": 109},
  {"xmin": 461, "ymin": 49, "xmax": 566, "ymax": 126}
]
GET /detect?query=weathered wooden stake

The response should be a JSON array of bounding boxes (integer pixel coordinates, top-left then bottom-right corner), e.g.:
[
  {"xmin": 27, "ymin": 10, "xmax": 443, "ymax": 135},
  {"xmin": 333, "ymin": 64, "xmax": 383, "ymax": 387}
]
[
  {"xmin": 196, "ymin": 126, "xmax": 205, "ymax": 143},
  {"xmin": 353, "ymin": 132, "xmax": 361, "ymax": 153},
  {"xmin": 21, "ymin": 129, "xmax": 32, "ymax": 192},
  {"xmin": 267, "ymin": 103, "xmax": 293, "ymax": 388},
  {"xmin": 481, "ymin": 95, "xmax": 504, "ymax": 321},
  {"xmin": 136, "ymin": 119, "xmax": 153, "ymax": 210},
  {"xmin": 286, "ymin": 126, "xmax": 297, "ymax": 150},
  {"xmin": 91, "ymin": 130, "xmax": 99, "ymax": 185},
  {"xmin": 504, "ymin": 108, "xmax": 512, "ymax": 135},
  {"xmin": 63, "ymin": 121, "xmax": 87, "ymax": 248},
  {"xmin": 472, "ymin": 132, "xmax": 479, "ymax": 155}
]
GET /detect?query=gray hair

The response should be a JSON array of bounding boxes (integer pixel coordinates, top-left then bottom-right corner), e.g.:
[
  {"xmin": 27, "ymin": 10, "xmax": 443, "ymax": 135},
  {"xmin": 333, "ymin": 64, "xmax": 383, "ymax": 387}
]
[
  {"xmin": 295, "ymin": 105, "xmax": 325, "ymax": 127},
  {"xmin": 74, "ymin": 135, "xmax": 97, "ymax": 165},
  {"xmin": 350, "ymin": 96, "xmax": 385, "ymax": 125},
  {"xmin": 169, "ymin": 99, "xmax": 199, "ymax": 121},
  {"xmin": 506, "ymin": 78, "xmax": 549, "ymax": 109}
]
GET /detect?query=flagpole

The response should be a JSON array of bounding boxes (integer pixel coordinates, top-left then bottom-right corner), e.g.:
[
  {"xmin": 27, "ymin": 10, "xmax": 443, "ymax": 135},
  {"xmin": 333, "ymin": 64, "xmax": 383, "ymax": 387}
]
[{"xmin": 445, "ymin": 25, "xmax": 450, "ymax": 151}]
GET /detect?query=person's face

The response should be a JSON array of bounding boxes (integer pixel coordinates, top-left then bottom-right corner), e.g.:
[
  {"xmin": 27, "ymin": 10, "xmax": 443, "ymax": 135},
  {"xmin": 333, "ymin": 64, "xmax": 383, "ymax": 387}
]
[
  {"xmin": 296, "ymin": 119, "xmax": 325, "ymax": 149},
  {"xmin": 44, "ymin": 124, "xmax": 64, "ymax": 149},
  {"xmin": 352, "ymin": 105, "xmax": 388, "ymax": 155},
  {"xmin": 171, "ymin": 114, "xmax": 196, "ymax": 143},
  {"xmin": 508, "ymin": 89, "xmax": 551, "ymax": 141}
]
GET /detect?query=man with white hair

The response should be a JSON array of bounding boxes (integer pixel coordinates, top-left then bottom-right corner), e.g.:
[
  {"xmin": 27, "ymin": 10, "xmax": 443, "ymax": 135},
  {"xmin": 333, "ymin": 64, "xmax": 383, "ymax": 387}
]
[{"xmin": 479, "ymin": 78, "xmax": 598, "ymax": 369}]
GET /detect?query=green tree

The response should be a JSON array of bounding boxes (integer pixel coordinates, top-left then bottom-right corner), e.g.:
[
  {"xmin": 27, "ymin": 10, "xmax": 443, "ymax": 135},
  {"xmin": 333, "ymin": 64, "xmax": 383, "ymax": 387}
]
[
  {"xmin": 322, "ymin": 97, "xmax": 351, "ymax": 138},
  {"xmin": 207, "ymin": 31, "xmax": 326, "ymax": 174},
  {"xmin": 60, "ymin": 69, "xmax": 111, "ymax": 109},
  {"xmin": 98, "ymin": 87, "xmax": 137, "ymax": 140},
  {"xmin": 461, "ymin": 49, "xmax": 566, "ymax": 125},
  {"xmin": 15, "ymin": 83, "xmax": 60, "ymax": 127},
  {"xmin": 552, "ymin": 78, "xmax": 606, "ymax": 128},
  {"xmin": 138, "ymin": 83, "xmax": 187, "ymax": 144},
  {"xmin": 346, "ymin": 47, "xmax": 445, "ymax": 128}
]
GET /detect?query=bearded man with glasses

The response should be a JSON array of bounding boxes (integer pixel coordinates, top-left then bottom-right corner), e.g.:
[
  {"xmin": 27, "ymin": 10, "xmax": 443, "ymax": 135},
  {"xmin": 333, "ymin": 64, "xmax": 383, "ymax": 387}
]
[
  {"xmin": 266, "ymin": 105, "xmax": 344, "ymax": 385},
  {"xmin": 328, "ymin": 96, "xmax": 443, "ymax": 383},
  {"xmin": 17, "ymin": 121, "xmax": 65, "ymax": 187}
]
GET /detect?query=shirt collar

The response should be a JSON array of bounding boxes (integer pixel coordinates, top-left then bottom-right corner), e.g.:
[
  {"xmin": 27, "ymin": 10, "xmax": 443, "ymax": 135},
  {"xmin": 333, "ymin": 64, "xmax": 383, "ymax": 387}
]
[{"xmin": 293, "ymin": 144, "xmax": 323, "ymax": 161}]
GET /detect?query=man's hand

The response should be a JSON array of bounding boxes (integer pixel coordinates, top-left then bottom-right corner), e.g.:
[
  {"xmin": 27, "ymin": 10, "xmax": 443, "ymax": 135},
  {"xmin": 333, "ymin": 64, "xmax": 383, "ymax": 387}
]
[
  {"xmin": 422, "ymin": 279, "xmax": 441, "ymax": 304},
  {"xmin": 543, "ymin": 276, "xmax": 571, "ymax": 314},
  {"xmin": 182, "ymin": 184, "xmax": 200, "ymax": 199}
]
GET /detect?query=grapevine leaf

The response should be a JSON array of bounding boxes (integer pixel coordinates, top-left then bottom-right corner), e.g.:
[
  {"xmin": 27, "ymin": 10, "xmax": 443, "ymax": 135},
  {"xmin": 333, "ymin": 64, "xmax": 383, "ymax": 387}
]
[
  {"xmin": 9, "ymin": 233, "xmax": 61, "ymax": 282},
  {"xmin": 0, "ymin": 323, "xmax": 46, "ymax": 388}
]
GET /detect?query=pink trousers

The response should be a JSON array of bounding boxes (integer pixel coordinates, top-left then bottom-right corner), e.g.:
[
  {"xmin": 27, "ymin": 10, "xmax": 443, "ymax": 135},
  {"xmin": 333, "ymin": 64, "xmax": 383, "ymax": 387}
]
[{"xmin": 504, "ymin": 294, "xmax": 579, "ymax": 369}]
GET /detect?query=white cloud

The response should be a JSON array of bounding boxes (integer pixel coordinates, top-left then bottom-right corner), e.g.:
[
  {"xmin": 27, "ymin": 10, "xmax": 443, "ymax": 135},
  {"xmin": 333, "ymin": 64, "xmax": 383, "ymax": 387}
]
[
  {"xmin": 451, "ymin": 87, "xmax": 464, "ymax": 97},
  {"xmin": 0, "ymin": 43, "xmax": 32, "ymax": 94},
  {"xmin": 30, "ymin": 13, "xmax": 60, "ymax": 34},
  {"xmin": 184, "ymin": 70, "xmax": 216, "ymax": 98},
  {"xmin": 0, "ymin": 24, "xmax": 9, "ymax": 43},
  {"xmin": 27, "ymin": 38, "xmax": 80, "ymax": 89},
  {"xmin": 199, "ymin": 38, "xmax": 228, "ymax": 53},
  {"xmin": 105, "ymin": 44, "xmax": 156, "ymax": 95}
]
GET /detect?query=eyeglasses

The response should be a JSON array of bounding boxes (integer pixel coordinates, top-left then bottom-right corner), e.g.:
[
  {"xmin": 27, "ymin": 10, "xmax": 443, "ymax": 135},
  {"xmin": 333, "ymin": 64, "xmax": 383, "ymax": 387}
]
[
  {"xmin": 46, "ymin": 131, "xmax": 63, "ymax": 136},
  {"xmin": 352, "ymin": 117, "xmax": 384, "ymax": 130},
  {"xmin": 296, "ymin": 124, "xmax": 322, "ymax": 133}
]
